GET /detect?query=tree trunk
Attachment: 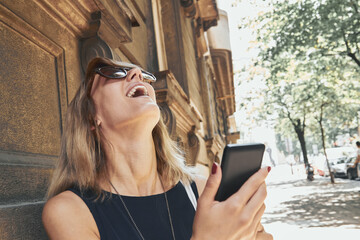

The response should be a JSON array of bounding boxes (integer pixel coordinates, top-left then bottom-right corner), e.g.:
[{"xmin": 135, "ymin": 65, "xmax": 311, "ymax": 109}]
[
  {"xmin": 319, "ymin": 119, "xmax": 335, "ymax": 184},
  {"xmin": 357, "ymin": 111, "xmax": 360, "ymax": 137},
  {"xmin": 294, "ymin": 126, "xmax": 309, "ymax": 167}
]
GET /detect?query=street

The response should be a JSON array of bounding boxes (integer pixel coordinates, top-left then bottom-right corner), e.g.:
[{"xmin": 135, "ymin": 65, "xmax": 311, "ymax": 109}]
[{"xmin": 263, "ymin": 164, "xmax": 360, "ymax": 239}]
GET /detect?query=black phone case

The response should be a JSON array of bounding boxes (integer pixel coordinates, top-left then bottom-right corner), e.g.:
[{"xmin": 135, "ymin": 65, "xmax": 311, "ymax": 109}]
[{"xmin": 215, "ymin": 143, "xmax": 265, "ymax": 201}]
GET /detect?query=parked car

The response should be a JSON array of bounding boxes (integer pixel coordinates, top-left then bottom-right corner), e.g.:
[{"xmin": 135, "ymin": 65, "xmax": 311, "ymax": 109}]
[
  {"xmin": 330, "ymin": 157, "xmax": 348, "ymax": 178},
  {"xmin": 345, "ymin": 156, "xmax": 359, "ymax": 180},
  {"xmin": 312, "ymin": 147, "xmax": 357, "ymax": 177}
]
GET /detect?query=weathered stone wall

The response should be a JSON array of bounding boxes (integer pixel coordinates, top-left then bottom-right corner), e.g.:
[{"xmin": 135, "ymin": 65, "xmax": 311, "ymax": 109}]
[
  {"xmin": 179, "ymin": 11, "xmax": 204, "ymax": 117},
  {"xmin": 0, "ymin": 0, "xmax": 156, "ymax": 238},
  {"xmin": 0, "ymin": 0, "xmax": 79, "ymax": 238},
  {"xmin": 0, "ymin": 0, "xmax": 237, "ymax": 239}
]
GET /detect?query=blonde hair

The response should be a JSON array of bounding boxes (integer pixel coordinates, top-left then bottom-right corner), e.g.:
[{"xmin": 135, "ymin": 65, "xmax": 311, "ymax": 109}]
[{"xmin": 46, "ymin": 57, "xmax": 193, "ymax": 199}]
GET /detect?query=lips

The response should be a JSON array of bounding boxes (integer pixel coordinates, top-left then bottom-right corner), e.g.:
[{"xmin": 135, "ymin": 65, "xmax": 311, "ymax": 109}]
[{"xmin": 126, "ymin": 84, "xmax": 149, "ymax": 98}]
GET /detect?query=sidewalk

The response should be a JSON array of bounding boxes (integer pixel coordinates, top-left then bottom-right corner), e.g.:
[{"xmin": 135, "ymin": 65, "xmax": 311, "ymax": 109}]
[{"xmin": 263, "ymin": 164, "xmax": 360, "ymax": 240}]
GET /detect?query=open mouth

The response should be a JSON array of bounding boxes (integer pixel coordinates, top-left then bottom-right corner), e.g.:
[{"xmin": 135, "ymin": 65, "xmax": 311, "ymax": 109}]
[{"xmin": 126, "ymin": 85, "xmax": 149, "ymax": 98}]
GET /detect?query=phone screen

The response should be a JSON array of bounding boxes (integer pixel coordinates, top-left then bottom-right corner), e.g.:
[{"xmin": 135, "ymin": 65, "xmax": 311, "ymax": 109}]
[{"xmin": 215, "ymin": 143, "xmax": 265, "ymax": 201}]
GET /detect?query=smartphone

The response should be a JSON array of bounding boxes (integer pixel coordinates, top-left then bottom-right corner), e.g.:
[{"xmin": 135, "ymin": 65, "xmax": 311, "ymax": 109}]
[{"xmin": 215, "ymin": 143, "xmax": 265, "ymax": 201}]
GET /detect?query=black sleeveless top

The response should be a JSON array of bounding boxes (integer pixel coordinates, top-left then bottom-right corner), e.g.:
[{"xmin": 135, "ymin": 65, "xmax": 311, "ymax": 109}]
[{"xmin": 69, "ymin": 182, "xmax": 199, "ymax": 240}]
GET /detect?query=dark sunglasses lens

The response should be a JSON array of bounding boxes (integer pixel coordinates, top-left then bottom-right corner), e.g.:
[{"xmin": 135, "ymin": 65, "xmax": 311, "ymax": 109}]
[
  {"xmin": 112, "ymin": 71, "xmax": 127, "ymax": 78},
  {"xmin": 100, "ymin": 67, "xmax": 127, "ymax": 78},
  {"xmin": 141, "ymin": 72, "xmax": 156, "ymax": 82}
]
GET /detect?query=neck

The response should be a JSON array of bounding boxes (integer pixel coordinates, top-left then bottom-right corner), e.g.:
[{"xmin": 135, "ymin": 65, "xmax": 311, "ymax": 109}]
[{"xmin": 101, "ymin": 127, "xmax": 165, "ymax": 196}]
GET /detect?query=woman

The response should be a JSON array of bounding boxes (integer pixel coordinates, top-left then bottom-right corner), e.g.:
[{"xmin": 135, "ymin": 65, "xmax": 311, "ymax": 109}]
[{"xmin": 42, "ymin": 57, "xmax": 272, "ymax": 240}]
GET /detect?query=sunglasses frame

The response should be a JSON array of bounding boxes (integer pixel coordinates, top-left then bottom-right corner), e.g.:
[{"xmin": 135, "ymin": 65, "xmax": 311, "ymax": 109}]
[{"xmin": 95, "ymin": 66, "xmax": 156, "ymax": 83}]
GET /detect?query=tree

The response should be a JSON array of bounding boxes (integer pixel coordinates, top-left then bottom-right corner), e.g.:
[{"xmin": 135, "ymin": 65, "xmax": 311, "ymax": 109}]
[
  {"xmin": 239, "ymin": 50, "xmax": 359, "ymax": 178},
  {"xmin": 252, "ymin": 0, "xmax": 360, "ymax": 70},
  {"xmin": 310, "ymin": 68, "xmax": 340, "ymax": 184},
  {"xmin": 262, "ymin": 56, "xmax": 324, "ymax": 168},
  {"xmin": 234, "ymin": 0, "xmax": 360, "ymax": 181}
]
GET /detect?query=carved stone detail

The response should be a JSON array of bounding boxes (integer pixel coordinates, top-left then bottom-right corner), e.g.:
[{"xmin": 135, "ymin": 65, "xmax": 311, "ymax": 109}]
[
  {"xmin": 203, "ymin": 19, "xmax": 218, "ymax": 31},
  {"xmin": 153, "ymin": 70, "xmax": 200, "ymax": 133},
  {"xmin": 188, "ymin": 126, "xmax": 200, "ymax": 165},
  {"xmin": 207, "ymin": 149, "xmax": 215, "ymax": 163},
  {"xmin": 80, "ymin": 35, "xmax": 114, "ymax": 73},
  {"xmin": 205, "ymin": 135, "xmax": 225, "ymax": 164},
  {"xmin": 214, "ymin": 155, "xmax": 220, "ymax": 164},
  {"xmin": 176, "ymin": 136, "xmax": 190, "ymax": 164},
  {"xmin": 180, "ymin": 0, "xmax": 196, "ymax": 18},
  {"xmin": 153, "ymin": 70, "xmax": 206, "ymax": 165},
  {"xmin": 180, "ymin": 0, "xmax": 218, "ymax": 58},
  {"xmin": 195, "ymin": 17, "xmax": 203, "ymax": 37},
  {"xmin": 180, "ymin": 0, "xmax": 194, "ymax": 8},
  {"xmin": 159, "ymin": 103, "xmax": 176, "ymax": 137}
]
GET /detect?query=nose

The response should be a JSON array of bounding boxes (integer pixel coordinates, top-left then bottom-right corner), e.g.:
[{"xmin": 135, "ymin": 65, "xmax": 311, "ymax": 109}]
[{"xmin": 126, "ymin": 68, "xmax": 143, "ymax": 82}]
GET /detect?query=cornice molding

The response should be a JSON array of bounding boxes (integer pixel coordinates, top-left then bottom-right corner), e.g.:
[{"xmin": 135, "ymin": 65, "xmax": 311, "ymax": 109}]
[
  {"xmin": 205, "ymin": 134, "xmax": 225, "ymax": 163},
  {"xmin": 226, "ymin": 131, "xmax": 240, "ymax": 144},
  {"xmin": 34, "ymin": 0, "xmax": 138, "ymax": 43},
  {"xmin": 153, "ymin": 70, "xmax": 202, "ymax": 135},
  {"xmin": 180, "ymin": 0, "xmax": 219, "ymax": 48}
]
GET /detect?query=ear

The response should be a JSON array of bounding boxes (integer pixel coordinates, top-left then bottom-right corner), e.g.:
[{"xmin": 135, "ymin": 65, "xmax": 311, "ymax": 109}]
[{"xmin": 91, "ymin": 119, "xmax": 102, "ymax": 130}]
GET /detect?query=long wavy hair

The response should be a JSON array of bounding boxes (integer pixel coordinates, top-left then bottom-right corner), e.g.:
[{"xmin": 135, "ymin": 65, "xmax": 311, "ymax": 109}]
[{"xmin": 46, "ymin": 57, "xmax": 193, "ymax": 199}]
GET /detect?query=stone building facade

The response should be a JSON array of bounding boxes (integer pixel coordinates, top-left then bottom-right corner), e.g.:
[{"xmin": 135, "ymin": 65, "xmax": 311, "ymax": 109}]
[{"xmin": 0, "ymin": 0, "xmax": 239, "ymax": 239}]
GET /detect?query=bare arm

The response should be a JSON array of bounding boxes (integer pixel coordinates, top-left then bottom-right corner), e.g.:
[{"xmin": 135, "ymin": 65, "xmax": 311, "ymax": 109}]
[
  {"xmin": 42, "ymin": 191, "xmax": 99, "ymax": 240},
  {"xmin": 352, "ymin": 154, "xmax": 360, "ymax": 167}
]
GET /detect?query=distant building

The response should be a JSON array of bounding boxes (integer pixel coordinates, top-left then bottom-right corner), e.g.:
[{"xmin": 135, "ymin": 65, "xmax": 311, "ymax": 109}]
[{"xmin": 0, "ymin": 0, "xmax": 239, "ymax": 238}]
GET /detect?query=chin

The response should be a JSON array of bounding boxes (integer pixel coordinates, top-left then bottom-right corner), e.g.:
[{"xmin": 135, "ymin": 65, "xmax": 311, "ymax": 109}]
[
  {"xmin": 147, "ymin": 105, "xmax": 161, "ymax": 127},
  {"xmin": 132, "ymin": 103, "xmax": 160, "ymax": 127}
]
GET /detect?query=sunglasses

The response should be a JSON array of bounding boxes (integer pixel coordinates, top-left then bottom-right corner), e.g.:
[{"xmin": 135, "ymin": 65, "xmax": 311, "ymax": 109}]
[{"xmin": 95, "ymin": 66, "xmax": 157, "ymax": 83}]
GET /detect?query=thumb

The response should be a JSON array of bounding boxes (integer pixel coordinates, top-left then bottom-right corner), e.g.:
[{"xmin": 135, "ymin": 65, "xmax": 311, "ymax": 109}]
[{"xmin": 199, "ymin": 163, "xmax": 222, "ymax": 205}]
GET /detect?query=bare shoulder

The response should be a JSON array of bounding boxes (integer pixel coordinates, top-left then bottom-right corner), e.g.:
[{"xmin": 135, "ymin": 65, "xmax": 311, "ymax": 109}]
[
  {"xmin": 193, "ymin": 174, "xmax": 207, "ymax": 196},
  {"xmin": 42, "ymin": 190, "xmax": 99, "ymax": 240}
]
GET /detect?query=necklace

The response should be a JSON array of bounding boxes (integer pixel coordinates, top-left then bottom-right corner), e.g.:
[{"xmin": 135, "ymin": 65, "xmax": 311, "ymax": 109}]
[{"xmin": 108, "ymin": 178, "xmax": 176, "ymax": 240}]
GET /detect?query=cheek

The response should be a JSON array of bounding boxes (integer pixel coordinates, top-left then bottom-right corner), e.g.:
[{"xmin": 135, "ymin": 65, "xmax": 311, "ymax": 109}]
[{"xmin": 93, "ymin": 90, "xmax": 126, "ymax": 119}]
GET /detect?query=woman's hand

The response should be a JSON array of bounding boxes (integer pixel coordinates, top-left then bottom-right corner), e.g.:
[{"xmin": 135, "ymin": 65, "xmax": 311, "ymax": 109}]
[
  {"xmin": 256, "ymin": 224, "xmax": 273, "ymax": 240},
  {"xmin": 191, "ymin": 164, "xmax": 271, "ymax": 240}
]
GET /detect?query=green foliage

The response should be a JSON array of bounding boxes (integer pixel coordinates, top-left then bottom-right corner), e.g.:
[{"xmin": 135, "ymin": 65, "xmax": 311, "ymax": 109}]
[
  {"xmin": 253, "ymin": 0, "xmax": 360, "ymax": 69},
  {"xmin": 236, "ymin": 0, "xmax": 360, "ymax": 158}
]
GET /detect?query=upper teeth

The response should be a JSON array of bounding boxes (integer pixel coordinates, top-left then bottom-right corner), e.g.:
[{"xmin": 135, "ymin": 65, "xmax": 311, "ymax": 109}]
[{"xmin": 127, "ymin": 85, "xmax": 148, "ymax": 98}]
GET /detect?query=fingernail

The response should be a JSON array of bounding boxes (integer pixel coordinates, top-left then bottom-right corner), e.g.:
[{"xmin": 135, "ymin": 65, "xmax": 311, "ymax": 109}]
[
  {"xmin": 267, "ymin": 166, "xmax": 271, "ymax": 173},
  {"xmin": 212, "ymin": 163, "xmax": 217, "ymax": 174}
]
